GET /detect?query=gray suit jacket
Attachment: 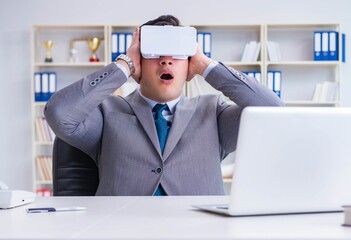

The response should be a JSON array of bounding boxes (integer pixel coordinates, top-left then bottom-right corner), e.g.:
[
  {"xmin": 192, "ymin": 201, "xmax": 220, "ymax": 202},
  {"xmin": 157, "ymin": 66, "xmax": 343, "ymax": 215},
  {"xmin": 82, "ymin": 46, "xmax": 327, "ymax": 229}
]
[{"xmin": 44, "ymin": 62, "xmax": 284, "ymax": 196}]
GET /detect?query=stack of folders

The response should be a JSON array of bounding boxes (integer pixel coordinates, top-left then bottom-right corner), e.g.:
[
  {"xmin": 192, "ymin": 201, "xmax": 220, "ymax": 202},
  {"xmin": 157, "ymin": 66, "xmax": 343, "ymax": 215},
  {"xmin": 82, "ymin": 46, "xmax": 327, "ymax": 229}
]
[
  {"xmin": 266, "ymin": 41, "xmax": 282, "ymax": 61},
  {"xmin": 35, "ymin": 117, "xmax": 55, "ymax": 142},
  {"xmin": 111, "ymin": 32, "xmax": 133, "ymax": 62},
  {"xmin": 312, "ymin": 81, "xmax": 338, "ymax": 102},
  {"xmin": 342, "ymin": 206, "xmax": 351, "ymax": 227},
  {"xmin": 314, "ymin": 31, "xmax": 346, "ymax": 62},
  {"xmin": 243, "ymin": 71, "xmax": 261, "ymax": 82},
  {"xmin": 267, "ymin": 71, "xmax": 281, "ymax": 97},
  {"xmin": 241, "ymin": 41, "xmax": 261, "ymax": 62},
  {"xmin": 35, "ymin": 156, "xmax": 52, "ymax": 182},
  {"xmin": 34, "ymin": 72, "xmax": 57, "ymax": 102},
  {"xmin": 197, "ymin": 32, "xmax": 212, "ymax": 57}
]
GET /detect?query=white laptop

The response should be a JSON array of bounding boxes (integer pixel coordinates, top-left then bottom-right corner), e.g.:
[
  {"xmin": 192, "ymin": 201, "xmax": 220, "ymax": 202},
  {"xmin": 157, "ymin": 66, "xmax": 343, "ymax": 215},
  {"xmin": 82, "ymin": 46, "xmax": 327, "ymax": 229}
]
[{"xmin": 193, "ymin": 107, "xmax": 351, "ymax": 216}]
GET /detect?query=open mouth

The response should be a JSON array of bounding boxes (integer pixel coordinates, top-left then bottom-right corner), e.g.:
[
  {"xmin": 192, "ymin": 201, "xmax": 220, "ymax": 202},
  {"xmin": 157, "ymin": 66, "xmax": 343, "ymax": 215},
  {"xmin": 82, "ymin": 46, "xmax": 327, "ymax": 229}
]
[{"xmin": 160, "ymin": 71, "xmax": 174, "ymax": 80}]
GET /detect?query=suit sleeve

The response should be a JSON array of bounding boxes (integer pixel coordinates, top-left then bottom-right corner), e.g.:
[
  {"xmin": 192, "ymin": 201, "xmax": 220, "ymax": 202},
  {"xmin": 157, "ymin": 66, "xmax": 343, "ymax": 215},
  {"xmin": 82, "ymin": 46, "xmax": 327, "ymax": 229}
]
[
  {"xmin": 204, "ymin": 62, "xmax": 285, "ymax": 159},
  {"xmin": 44, "ymin": 63, "xmax": 128, "ymax": 161}
]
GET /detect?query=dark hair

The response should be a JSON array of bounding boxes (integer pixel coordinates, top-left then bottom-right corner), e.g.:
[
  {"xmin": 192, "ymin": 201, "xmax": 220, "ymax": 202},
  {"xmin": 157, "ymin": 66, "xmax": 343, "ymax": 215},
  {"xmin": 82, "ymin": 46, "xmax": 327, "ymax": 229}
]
[{"xmin": 141, "ymin": 15, "xmax": 181, "ymax": 27}]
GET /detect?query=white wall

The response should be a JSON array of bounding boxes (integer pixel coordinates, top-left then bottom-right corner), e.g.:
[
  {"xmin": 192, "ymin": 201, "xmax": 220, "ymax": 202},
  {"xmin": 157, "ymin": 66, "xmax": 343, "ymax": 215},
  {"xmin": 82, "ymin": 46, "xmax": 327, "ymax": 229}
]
[{"xmin": 0, "ymin": 0, "xmax": 350, "ymax": 190}]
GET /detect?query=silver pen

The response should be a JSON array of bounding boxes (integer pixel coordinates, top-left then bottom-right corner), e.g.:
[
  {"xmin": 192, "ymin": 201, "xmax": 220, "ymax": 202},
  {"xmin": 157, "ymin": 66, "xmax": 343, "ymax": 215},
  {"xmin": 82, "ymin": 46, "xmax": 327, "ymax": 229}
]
[{"xmin": 26, "ymin": 207, "xmax": 86, "ymax": 213}]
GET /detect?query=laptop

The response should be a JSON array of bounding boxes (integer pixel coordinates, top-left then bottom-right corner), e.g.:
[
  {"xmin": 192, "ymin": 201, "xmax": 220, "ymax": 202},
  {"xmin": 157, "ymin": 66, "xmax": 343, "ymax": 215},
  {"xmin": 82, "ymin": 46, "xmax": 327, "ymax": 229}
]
[{"xmin": 192, "ymin": 107, "xmax": 351, "ymax": 216}]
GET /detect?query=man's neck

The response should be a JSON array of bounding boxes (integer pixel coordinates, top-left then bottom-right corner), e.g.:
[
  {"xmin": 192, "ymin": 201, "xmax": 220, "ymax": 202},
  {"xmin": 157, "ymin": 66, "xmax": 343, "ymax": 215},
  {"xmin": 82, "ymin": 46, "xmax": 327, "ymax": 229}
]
[{"xmin": 138, "ymin": 89, "xmax": 181, "ymax": 114}]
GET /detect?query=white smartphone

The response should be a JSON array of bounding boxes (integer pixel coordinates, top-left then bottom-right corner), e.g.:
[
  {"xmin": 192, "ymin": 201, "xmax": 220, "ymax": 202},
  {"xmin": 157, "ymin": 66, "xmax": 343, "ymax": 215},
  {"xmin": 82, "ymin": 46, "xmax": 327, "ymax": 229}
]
[{"xmin": 140, "ymin": 25, "xmax": 197, "ymax": 59}]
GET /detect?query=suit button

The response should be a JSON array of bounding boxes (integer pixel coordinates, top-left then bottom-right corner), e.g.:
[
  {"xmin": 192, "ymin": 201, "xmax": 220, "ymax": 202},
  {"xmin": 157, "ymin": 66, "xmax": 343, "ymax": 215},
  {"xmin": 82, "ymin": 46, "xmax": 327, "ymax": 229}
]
[{"xmin": 155, "ymin": 168, "xmax": 162, "ymax": 174}]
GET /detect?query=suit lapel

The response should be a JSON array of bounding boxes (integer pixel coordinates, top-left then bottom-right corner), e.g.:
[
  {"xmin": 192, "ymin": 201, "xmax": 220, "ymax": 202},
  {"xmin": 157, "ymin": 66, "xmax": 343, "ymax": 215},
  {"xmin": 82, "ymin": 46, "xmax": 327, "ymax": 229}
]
[
  {"xmin": 163, "ymin": 97, "xmax": 197, "ymax": 160},
  {"xmin": 126, "ymin": 91, "xmax": 197, "ymax": 161},
  {"xmin": 126, "ymin": 91, "xmax": 163, "ymax": 158}
]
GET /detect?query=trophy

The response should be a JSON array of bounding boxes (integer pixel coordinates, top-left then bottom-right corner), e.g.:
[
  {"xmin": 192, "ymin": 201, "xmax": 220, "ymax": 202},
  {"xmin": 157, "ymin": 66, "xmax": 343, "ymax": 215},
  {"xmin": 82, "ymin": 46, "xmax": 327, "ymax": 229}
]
[
  {"xmin": 87, "ymin": 37, "xmax": 102, "ymax": 62},
  {"xmin": 43, "ymin": 40, "xmax": 54, "ymax": 62}
]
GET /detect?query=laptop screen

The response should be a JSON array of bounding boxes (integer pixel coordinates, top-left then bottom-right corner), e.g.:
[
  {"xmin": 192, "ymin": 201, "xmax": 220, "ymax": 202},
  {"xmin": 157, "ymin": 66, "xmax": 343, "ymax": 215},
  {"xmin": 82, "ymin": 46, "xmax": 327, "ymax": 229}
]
[{"xmin": 228, "ymin": 107, "xmax": 351, "ymax": 216}]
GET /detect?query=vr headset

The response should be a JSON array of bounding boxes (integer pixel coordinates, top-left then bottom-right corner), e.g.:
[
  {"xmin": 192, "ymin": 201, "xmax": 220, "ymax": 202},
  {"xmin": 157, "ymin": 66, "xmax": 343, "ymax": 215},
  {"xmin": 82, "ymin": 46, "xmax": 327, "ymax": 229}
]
[{"xmin": 140, "ymin": 25, "xmax": 197, "ymax": 60}]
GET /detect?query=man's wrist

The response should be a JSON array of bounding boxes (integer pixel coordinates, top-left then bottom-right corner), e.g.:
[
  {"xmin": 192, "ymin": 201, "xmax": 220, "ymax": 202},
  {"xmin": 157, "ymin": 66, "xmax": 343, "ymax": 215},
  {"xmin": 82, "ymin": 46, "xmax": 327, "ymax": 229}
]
[
  {"xmin": 115, "ymin": 62, "xmax": 130, "ymax": 79},
  {"xmin": 115, "ymin": 54, "xmax": 135, "ymax": 77},
  {"xmin": 202, "ymin": 61, "xmax": 218, "ymax": 78}
]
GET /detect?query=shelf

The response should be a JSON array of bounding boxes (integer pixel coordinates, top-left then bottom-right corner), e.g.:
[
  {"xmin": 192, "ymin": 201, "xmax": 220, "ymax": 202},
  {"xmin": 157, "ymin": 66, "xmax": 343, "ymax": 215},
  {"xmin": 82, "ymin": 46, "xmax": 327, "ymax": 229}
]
[
  {"xmin": 266, "ymin": 23, "xmax": 340, "ymax": 29},
  {"xmin": 224, "ymin": 61, "xmax": 262, "ymax": 66},
  {"xmin": 34, "ymin": 102, "xmax": 47, "ymax": 107},
  {"xmin": 35, "ymin": 141, "xmax": 54, "ymax": 146},
  {"xmin": 34, "ymin": 62, "xmax": 107, "ymax": 67},
  {"xmin": 267, "ymin": 61, "xmax": 340, "ymax": 66},
  {"xmin": 36, "ymin": 180, "xmax": 53, "ymax": 185}
]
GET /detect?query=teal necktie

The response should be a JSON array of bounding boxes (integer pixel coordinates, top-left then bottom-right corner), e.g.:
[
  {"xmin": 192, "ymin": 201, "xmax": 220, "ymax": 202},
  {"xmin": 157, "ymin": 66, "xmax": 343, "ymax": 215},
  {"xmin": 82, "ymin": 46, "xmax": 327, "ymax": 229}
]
[
  {"xmin": 152, "ymin": 103, "xmax": 171, "ymax": 196},
  {"xmin": 153, "ymin": 104, "xmax": 171, "ymax": 153}
]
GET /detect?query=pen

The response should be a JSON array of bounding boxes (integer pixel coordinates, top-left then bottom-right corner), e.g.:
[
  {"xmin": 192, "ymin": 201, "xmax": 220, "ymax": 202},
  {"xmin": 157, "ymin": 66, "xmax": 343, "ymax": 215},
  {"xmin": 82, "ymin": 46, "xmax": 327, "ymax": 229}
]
[{"xmin": 26, "ymin": 207, "xmax": 86, "ymax": 213}]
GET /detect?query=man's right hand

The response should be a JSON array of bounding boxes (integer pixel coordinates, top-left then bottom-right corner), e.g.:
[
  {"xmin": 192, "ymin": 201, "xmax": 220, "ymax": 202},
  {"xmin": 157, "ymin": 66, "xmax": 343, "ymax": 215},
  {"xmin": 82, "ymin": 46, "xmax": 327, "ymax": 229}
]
[{"xmin": 126, "ymin": 27, "xmax": 141, "ymax": 83}]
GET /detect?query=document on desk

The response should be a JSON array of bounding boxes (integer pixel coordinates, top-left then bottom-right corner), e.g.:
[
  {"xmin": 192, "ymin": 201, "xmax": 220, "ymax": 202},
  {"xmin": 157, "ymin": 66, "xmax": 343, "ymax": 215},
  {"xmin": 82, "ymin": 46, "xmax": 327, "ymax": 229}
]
[{"xmin": 26, "ymin": 207, "xmax": 86, "ymax": 213}]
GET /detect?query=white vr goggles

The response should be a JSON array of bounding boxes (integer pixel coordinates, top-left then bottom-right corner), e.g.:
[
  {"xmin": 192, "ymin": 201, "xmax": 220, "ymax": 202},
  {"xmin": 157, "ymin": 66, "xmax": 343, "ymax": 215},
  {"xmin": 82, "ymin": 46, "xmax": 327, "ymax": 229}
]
[{"xmin": 140, "ymin": 25, "xmax": 197, "ymax": 60}]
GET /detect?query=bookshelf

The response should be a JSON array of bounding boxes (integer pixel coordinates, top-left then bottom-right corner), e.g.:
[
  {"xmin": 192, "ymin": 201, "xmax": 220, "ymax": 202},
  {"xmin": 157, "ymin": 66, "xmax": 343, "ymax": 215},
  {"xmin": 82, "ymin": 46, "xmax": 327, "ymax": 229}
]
[
  {"xmin": 265, "ymin": 23, "xmax": 342, "ymax": 106},
  {"xmin": 188, "ymin": 25, "xmax": 264, "ymax": 99},
  {"xmin": 31, "ymin": 23, "xmax": 343, "ymax": 195},
  {"xmin": 109, "ymin": 25, "xmax": 139, "ymax": 96},
  {"xmin": 31, "ymin": 25, "xmax": 109, "ymax": 195}
]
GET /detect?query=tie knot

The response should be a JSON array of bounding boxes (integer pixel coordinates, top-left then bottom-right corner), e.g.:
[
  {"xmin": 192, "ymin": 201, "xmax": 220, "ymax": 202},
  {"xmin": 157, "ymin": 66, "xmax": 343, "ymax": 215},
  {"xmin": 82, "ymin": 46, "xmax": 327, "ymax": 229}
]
[{"xmin": 152, "ymin": 103, "xmax": 169, "ymax": 114}]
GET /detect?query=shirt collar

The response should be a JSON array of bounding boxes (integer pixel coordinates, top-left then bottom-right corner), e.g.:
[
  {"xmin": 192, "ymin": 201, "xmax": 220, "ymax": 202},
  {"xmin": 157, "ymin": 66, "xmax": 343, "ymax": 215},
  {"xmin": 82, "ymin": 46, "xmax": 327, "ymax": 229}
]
[{"xmin": 138, "ymin": 88, "xmax": 181, "ymax": 114}]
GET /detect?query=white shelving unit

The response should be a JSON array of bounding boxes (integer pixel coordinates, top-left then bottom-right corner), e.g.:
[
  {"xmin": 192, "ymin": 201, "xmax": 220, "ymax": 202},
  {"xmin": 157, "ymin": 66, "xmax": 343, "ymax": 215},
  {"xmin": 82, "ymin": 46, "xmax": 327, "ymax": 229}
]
[
  {"xmin": 188, "ymin": 25, "xmax": 264, "ymax": 99},
  {"xmin": 265, "ymin": 23, "xmax": 342, "ymax": 106},
  {"xmin": 31, "ymin": 25, "xmax": 108, "ymax": 195},
  {"xmin": 30, "ymin": 23, "xmax": 343, "ymax": 195}
]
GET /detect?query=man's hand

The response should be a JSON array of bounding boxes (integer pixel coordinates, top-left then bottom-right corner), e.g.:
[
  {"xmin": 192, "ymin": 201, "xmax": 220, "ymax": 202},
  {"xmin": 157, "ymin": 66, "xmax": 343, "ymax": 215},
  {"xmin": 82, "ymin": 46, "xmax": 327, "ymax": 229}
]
[
  {"xmin": 127, "ymin": 27, "xmax": 141, "ymax": 83},
  {"xmin": 186, "ymin": 45, "xmax": 213, "ymax": 81}
]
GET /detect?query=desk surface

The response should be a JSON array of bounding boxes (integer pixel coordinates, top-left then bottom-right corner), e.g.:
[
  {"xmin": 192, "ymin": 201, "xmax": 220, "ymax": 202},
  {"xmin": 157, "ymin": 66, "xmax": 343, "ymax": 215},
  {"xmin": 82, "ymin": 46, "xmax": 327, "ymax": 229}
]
[{"xmin": 1, "ymin": 196, "xmax": 351, "ymax": 240}]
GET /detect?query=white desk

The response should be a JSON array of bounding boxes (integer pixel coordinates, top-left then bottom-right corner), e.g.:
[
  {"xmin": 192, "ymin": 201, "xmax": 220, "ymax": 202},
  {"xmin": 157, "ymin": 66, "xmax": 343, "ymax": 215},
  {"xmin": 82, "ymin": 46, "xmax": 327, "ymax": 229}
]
[{"xmin": 1, "ymin": 196, "xmax": 351, "ymax": 239}]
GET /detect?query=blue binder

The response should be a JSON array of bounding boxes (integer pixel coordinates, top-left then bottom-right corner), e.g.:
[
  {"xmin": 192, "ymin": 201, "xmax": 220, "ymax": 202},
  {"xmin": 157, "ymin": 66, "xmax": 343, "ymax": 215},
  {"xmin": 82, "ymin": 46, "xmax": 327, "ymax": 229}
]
[
  {"xmin": 203, "ymin": 32, "xmax": 212, "ymax": 57},
  {"xmin": 342, "ymin": 33, "xmax": 346, "ymax": 63},
  {"xmin": 321, "ymin": 31, "xmax": 329, "ymax": 61},
  {"xmin": 48, "ymin": 72, "xmax": 57, "ymax": 99},
  {"xmin": 273, "ymin": 71, "xmax": 282, "ymax": 97},
  {"xmin": 197, "ymin": 32, "xmax": 212, "ymax": 57},
  {"xmin": 111, "ymin": 33, "xmax": 118, "ymax": 61},
  {"xmin": 267, "ymin": 70, "xmax": 281, "ymax": 97},
  {"xmin": 328, "ymin": 31, "xmax": 338, "ymax": 61},
  {"xmin": 243, "ymin": 71, "xmax": 261, "ymax": 82},
  {"xmin": 34, "ymin": 73, "xmax": 42, "ymax": 102},
  {"xmin": 313, "ymin": 32, "xmax": 322, "ymax": 61},
  {"xmin": 111, "ymin": 32, "xmax": 133, "ymax": 61},
  {"xmin": 41, "ymin": 72, "xmax": 50, "ymax": 101}
]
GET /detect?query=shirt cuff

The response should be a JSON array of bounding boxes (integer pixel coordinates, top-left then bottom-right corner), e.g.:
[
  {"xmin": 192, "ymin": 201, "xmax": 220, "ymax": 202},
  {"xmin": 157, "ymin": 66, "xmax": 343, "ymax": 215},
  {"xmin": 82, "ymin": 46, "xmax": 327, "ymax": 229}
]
[
  {"xmin": 202, "ymin": 61, "xmax": 219, "ymax": 78},
  {"xmin": 115, "ymin": 63, "xmax": 129, "ymax": 78}
]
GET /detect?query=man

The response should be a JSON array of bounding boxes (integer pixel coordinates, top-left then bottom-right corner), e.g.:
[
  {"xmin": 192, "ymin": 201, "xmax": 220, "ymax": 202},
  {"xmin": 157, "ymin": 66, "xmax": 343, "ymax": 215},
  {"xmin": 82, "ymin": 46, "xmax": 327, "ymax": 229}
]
[{"xmin": 44, "ymin": 15, "xmax": 284, "ymax": 196}]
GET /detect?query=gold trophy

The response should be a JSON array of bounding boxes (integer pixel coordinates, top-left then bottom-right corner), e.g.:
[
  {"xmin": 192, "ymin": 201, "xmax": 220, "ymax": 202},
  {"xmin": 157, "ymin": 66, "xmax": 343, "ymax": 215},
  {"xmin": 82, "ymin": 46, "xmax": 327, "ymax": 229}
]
[
  {"xmin": 43, "ymin": 40, "xmax": 54, "ymax": 62},
  {"xmin": 87, "ymin": 37, "xmax": 102, "ymax": 62}
]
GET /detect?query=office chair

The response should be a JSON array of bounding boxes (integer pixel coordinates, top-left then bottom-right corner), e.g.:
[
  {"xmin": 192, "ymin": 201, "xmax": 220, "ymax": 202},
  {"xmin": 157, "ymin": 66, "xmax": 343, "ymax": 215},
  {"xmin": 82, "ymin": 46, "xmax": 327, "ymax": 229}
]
[{"xmin": 52, "ymin": 137, "xmax": 99, "ymax": 196}]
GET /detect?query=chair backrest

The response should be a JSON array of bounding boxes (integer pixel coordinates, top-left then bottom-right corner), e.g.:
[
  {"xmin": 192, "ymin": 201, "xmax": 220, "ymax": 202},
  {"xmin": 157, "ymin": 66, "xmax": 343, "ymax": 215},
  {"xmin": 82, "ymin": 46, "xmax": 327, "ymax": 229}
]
[{"xmin": 52, "ymin": 137, "xmax": 99, "ymax": 196}]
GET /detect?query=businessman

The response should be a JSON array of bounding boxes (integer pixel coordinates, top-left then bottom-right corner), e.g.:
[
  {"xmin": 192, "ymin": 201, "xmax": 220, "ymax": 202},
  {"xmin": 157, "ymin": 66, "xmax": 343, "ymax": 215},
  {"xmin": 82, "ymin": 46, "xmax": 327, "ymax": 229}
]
[{"xmin": 44, "ymin": 15, "xmax": 284, "ymax": 196}]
